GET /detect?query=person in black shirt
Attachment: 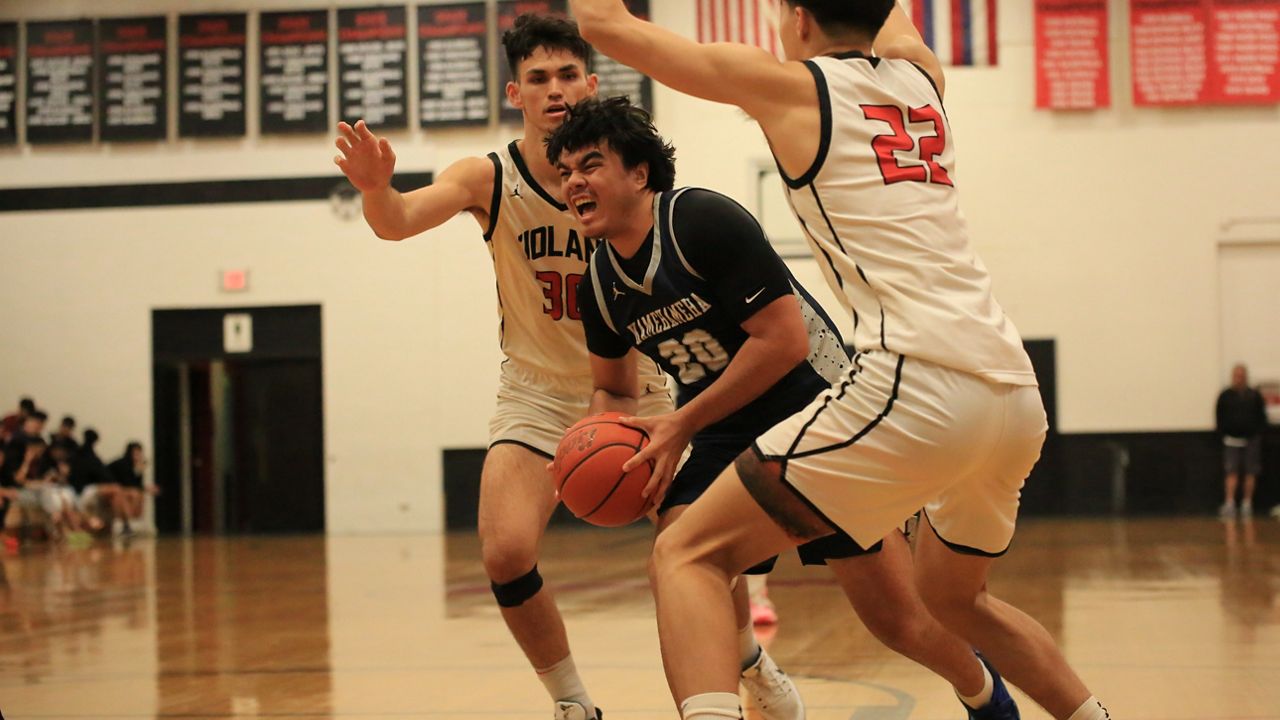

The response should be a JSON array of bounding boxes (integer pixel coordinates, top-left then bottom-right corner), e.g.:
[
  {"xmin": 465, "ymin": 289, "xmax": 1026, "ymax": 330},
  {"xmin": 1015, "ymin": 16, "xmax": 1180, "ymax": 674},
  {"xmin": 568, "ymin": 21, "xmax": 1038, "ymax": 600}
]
[
  {"xmin": 49, "ymin": 416, "xmax": 80, "ymax": 457},
  {"xmin": 1216, "ymin": 364, "xmax": 1269, "ymax": 517},
  {"xmin": 548, "ymin": 96, "xmax": 1018, "ymax": 720},
  {"xmin": 71, "ymin": 429, "xmax": 117, "ymax": 533},
  {"xmin": 107, "ymin": 442, "xmax": 155, "ymax": 534}
]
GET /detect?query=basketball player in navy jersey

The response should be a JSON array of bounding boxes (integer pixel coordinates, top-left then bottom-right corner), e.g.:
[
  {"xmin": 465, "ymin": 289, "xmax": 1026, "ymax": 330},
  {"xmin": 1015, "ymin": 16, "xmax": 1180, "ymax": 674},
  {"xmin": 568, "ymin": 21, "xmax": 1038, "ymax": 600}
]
[
  {"xmin": 549, "ymin": 96, "xmax": 1024, "ymax": 720},
  {"xmin": 566, "ymin": 2, "xmax": 1111, "ymax": 720},
  {"xmin": 333, "ymin": 15, "xmax": 677, "ymax": 720}
]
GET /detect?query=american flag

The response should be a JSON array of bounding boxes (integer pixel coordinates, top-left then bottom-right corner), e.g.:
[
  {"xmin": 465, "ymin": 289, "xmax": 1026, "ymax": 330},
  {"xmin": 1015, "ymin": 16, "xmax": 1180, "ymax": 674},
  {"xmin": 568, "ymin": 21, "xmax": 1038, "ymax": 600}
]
[
  {"xmin": 695, "ymin": 0, "xmax": 782, "ymax": 58},
  {"xmin": 907, "ymin": 0, "xmax": 999, "ymax": 66}
]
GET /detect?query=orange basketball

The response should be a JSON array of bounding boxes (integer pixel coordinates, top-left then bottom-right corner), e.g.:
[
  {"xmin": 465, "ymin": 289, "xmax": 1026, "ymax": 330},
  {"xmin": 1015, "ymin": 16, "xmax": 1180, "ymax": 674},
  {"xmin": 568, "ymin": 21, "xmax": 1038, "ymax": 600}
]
[{"xmin": 552, "ymin": 412, "xmax": 654, "ymax": 527}]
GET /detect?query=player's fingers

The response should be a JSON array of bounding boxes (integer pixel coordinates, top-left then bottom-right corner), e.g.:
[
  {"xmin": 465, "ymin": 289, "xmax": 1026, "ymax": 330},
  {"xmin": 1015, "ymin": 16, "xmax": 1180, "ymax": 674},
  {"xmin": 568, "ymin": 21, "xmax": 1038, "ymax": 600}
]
[
  {"xmin": 380, "ymin": 138, "xmax": 396, "ymax": 164},
  {"xmin": 624, "ymin": 444, "xmax": 653, "ymax": 474},
  {"xmin": 355, "ymin": 119, "xmax": 376, "ymax": 141},
  {"xmin": 335, "ymin": 136, "xmax": 352, "ymax": 154},
  {"xmin": 338, "ymin": 122, "xmax": 359, "ymax": 144}
]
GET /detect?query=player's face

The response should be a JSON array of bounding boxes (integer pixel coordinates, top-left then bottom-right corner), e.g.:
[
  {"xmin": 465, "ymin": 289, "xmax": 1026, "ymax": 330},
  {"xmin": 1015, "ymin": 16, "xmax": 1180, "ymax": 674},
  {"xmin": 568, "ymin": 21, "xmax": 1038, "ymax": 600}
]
[
  {"xmin": 508, "ymin": 48, "xmax": 598, "ymax": 134},
  {"xmin": 557, "ymin": 142, "xmax": 648, "ymax": 238}
]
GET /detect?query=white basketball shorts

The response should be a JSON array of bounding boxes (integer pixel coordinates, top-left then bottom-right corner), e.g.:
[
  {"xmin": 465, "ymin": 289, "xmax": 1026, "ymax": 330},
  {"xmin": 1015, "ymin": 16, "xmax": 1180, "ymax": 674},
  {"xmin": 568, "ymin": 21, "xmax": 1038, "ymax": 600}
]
[
  {"xmin": 488, "ymin": 361, "xmax": 674, "ymax": 458},
  {"xmin": 755, "ymin": 350, "xmax": 1046, "ymax": 556}
]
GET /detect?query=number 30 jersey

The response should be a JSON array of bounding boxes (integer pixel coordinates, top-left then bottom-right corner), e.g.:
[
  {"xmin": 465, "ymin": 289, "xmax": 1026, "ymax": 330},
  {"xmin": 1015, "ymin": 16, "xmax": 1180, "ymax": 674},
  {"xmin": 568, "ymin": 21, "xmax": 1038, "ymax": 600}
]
[
  {"xmin": 579, "ymin": 188, "xmax": 848, "ymax": 437},
  {"xmin": 778, "ymin": 52, "xmax": 1036, "ymax": 386},
  {"xmin": 485, "ymin": 140, "xmax": 664, "ymax": 392}
]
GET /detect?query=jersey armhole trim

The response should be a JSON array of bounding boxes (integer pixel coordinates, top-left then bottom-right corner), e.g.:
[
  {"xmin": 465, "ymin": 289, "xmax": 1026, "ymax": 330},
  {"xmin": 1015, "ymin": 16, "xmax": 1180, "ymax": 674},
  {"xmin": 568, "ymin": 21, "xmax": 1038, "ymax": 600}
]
[
  {"xmin": 665, "ymin": 188, "xmax": 705, "ymax": 280},
  {"xmin": 778, "ymin": 60, "xmax": 833, "ymax": 190},
  {"xmin": 909, "ymin": 61, "xmax": 945, "ymax": 109},
  {"xmin": 483, "ymin": 152, "xmax": 503, "ymax": 241}
]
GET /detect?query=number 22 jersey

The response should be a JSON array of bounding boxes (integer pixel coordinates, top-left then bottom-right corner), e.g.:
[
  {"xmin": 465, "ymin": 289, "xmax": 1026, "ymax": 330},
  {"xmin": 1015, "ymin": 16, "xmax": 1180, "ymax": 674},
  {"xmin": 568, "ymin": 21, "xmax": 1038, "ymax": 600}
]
[{"xmin": 778, "ymin": 52, "xmax": 1036, "ymax": 386}]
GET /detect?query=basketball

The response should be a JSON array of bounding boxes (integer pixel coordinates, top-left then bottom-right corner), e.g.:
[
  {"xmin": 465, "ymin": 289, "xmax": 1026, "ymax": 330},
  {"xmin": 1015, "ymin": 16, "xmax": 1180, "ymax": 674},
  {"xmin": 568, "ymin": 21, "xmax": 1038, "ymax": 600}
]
[{"xmin": 552, "ymin": 412, "xmax": 654, "ymax": 527}]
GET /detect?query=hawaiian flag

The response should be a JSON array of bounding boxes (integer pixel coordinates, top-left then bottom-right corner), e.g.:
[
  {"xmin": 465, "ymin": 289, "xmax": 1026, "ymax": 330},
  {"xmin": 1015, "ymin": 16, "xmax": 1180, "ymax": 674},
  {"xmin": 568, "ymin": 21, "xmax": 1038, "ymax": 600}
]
[
  {"xmin": 695, "ymin": 0, "xmax": 783, "ymax": 58},
  {"xmin": 908, "ymin": 0, "xmax": 999, "ymax": 66}
]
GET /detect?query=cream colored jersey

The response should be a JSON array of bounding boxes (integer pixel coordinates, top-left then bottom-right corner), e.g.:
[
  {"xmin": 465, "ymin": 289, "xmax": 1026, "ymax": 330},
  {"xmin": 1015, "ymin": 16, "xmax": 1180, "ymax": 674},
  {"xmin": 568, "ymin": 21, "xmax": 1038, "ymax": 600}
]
[
  {"xmin": 484, "ymin": 141, "xmax": 666, "ymax": 395},
  {"xmin": 777, "ymin": 52, "xmax": 1035, "ymax": 386}
]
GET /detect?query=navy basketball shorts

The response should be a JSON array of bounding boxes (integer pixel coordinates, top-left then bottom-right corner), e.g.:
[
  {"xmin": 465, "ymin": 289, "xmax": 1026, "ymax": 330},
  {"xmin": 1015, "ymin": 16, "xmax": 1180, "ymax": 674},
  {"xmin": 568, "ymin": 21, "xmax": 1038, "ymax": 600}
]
[{"xmin": 661, "ymin": 431, "xmax": 876, "ymax": 573}]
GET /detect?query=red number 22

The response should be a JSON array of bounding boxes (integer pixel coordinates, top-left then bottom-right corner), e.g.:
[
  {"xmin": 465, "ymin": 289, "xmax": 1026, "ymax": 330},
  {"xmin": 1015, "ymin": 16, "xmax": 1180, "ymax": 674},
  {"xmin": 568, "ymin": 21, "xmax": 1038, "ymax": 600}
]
[{"xmin": 861, "ymin": 104, "xmax": 953, "ymax": 187}]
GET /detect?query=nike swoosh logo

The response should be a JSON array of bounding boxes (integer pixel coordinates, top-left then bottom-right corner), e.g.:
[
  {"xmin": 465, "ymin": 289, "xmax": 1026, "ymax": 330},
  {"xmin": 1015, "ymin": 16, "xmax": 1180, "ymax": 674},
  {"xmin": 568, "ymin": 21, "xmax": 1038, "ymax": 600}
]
[{"xmin": 745, "ymin": 288, "xmax": 766, "ymax": 304}]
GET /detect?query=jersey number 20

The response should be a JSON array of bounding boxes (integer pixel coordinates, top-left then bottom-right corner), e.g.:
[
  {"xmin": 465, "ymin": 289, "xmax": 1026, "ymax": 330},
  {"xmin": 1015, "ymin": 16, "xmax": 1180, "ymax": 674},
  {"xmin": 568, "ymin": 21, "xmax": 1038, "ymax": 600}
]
[
  {"xmin": 657, "ymin": 329, "xmax": 729, "ymax": 384},
  {"xmin": 861, "ymin": 104, "xmax": 954, "ymax": 187}
]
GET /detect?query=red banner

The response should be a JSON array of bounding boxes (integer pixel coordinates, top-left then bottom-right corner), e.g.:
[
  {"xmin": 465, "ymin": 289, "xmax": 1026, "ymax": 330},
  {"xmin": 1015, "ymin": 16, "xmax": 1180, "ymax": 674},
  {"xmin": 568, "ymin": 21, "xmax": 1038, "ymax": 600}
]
[
  {"xmin": 1035, "ymin": 0, "xmax": 1110, "ymax": 109},
  {"xmin": 1208, "ymin": 0, "xmax": 1280, "ymax": 103},
  {"xmin": 1132, "ymin": 0, "xmax": 1280, "ymax": 105},
  {"xmin": 1131, "ymin": 0, "xmax": 1211, "ymax": 105}
]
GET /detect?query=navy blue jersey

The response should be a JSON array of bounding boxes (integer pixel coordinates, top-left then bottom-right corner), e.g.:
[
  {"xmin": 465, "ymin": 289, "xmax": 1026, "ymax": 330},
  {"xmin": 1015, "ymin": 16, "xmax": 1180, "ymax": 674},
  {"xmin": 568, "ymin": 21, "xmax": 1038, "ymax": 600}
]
[{"xmin": 579, "ymin": 188, "xmax": 848, "ymax": 438}]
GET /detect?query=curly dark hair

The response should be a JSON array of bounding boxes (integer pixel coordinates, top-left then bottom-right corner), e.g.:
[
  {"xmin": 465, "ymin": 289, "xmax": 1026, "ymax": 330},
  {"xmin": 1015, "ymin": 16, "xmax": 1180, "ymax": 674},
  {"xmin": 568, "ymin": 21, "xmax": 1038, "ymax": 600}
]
[
  {"xmin": 545, "ymin": 97, "xmax": 676, "ymax": 193},
  {"xmin": 502, "ymin": 13, "xmax": 594, "ymax": 76},
  {"xmin": 783, "ymin": 0, "xmax": 896, "ymax": 39}
]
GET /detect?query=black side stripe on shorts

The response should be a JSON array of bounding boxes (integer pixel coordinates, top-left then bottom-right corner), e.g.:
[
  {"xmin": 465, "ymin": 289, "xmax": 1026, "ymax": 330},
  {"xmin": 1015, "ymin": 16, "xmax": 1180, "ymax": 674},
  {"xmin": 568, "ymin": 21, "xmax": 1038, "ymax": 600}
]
[
  {"xmin": 788, "ymin": 354, "xmax": 904, "ymax": 460},
  {"xmin": 780, "ymin": 353, "xmax": 864, "ymax": 461}
]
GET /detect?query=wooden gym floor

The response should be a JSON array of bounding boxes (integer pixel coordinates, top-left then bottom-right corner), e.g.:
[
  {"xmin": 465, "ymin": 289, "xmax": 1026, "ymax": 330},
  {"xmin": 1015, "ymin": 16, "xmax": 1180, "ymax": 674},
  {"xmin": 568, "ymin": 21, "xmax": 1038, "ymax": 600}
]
[{"xmin": 1, "ymin": 517, "xmax": 1277, "ymax": 719}]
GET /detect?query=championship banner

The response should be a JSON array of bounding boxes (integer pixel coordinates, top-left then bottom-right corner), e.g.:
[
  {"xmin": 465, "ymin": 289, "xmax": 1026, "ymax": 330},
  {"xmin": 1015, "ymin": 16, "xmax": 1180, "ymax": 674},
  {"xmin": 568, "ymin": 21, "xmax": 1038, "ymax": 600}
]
[
  {"xmin": 419, "ymin": 2, "xmax": 490, "ymax": 127},
  {"xmin": 26, "ymin": 19, "xmax": 96, "ymax": 144},
  {"xmin": 259, "ymin": 9, "xmax": 330, "ymax": 134},
  {"xmin": 1131, "ymin": 0, "xmax": 1211, "ymax": 106},
  {"xmin": 1207, "ymin": 0, "xmax": 1280, "ymax": 104},
  {"xmin": 338, "ymin": 6, "xmax": 408, "ymax": 129},
  {"xmin": 97, "ymin": 16, "xmax": 167, "ymax": 141},
  {"xmin": 0, "ymin": 23, "xmax": 16, "ymax": 144},
  {"xmin": 178, "ymin": 13, "xmax": 247, "ymax": 138},
  {"xmin": 1035, "ymin": 0, "xmax": 1110, "ymax": 109}
]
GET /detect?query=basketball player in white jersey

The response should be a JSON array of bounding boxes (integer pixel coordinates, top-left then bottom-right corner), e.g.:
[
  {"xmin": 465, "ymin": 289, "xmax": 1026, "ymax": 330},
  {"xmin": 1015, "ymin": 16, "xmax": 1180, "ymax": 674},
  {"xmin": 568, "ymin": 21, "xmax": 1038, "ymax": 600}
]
[
  {"xmin": 567, "ymin": 2, "xmax": 1112, "ymax": 720},
  {"xmin": 332, "ymin": 15, "xmax": 674, "ymax": 720}
]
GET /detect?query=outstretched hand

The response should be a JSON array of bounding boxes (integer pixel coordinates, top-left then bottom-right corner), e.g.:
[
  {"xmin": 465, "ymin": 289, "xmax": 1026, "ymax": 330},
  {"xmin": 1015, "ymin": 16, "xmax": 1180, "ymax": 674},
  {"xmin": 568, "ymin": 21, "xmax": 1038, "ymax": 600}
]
[
  {"xmin": 619, "ymin": 411, "xmax": 695, "ymax": 508},
  {"xmin": 334, "ymin": 120, "xmax": 396, "ymax": 193}
]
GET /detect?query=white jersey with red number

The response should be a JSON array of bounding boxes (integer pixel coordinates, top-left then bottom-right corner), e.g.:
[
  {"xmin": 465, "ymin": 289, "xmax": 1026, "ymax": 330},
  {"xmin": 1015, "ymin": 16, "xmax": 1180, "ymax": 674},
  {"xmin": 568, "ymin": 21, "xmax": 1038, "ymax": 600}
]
[
  {"xmin": 485, "ymin": 140, "xmax": 665, "ymax": 393},
  {"xmin": 778, "ymin": 52, "xmax": 1035, "ymax": 386}
]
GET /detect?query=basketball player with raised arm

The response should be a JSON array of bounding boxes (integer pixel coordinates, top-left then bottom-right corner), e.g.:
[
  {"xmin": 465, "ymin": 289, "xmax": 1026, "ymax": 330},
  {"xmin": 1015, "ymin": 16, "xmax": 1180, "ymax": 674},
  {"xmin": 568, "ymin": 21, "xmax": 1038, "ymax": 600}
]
[
  {"xmin": 333, "ymin": 15, "xmax": 676, "ymax": 720},
  {"xmin": 550, "ymin": 96, "xmax": 1022, "ymax": 720},
  {"xmin": 566, "ymin": 2, "xmax": 1112, "ymax": 720}
]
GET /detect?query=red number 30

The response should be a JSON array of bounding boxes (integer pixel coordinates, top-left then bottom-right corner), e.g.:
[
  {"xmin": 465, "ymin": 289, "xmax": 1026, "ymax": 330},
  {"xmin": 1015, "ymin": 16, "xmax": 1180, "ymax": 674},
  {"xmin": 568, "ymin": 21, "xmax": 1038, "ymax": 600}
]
[
  {"xmin": 537, "ymin": 271, "xmax": 583, "ymax": 321},
  {"xmin": 861, "ymin": 104, "xmax": 954, "ymax": 187}
]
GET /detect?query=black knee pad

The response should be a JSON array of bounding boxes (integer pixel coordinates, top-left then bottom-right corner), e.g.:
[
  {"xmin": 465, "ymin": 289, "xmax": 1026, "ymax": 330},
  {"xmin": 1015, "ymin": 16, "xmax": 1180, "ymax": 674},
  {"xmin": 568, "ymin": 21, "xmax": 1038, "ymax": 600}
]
[{"xmin": 490, "ymin": 564, "xmax": 544, "ymax": 608}]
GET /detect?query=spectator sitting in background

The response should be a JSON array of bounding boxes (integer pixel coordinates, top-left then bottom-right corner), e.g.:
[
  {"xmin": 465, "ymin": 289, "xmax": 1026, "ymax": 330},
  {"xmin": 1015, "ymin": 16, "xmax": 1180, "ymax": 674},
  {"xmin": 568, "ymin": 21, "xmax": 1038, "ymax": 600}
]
[
  {"xmin": 72, "ymin": 429, "xmax": 122, "ymax": 536},
  {"xmin": 1217, "ymin": 363, "xmax": 1269, "ymax": 518},
  {"xmin": 49, "ymin": 416, "xmax": 79, "ymax": 456},
  {"xmin": 3, "ymin": 411, "xmax": 48, "ymax": 480},
  {"xmin": 0, "ymin": 397, "xmax": 35, "ymax": 445},
  {"xmin": 43, "ymin": 443, "xmax": 96, "ymax": 540},
  {"xmin": 107, "ymin": 442, "xmax": 155, "ymax": 535},
  {"xmin": 0, "ymin": 445, "xmax": 18, "ymax": 553}
]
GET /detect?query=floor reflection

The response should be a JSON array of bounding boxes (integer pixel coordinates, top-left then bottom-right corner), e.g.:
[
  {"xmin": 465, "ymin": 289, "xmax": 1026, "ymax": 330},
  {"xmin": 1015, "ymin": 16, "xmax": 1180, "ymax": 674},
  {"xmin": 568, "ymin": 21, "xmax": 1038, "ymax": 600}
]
[{"xmin": 0, "ymin": 518, "xmax": 1275, "ymax": 719}]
